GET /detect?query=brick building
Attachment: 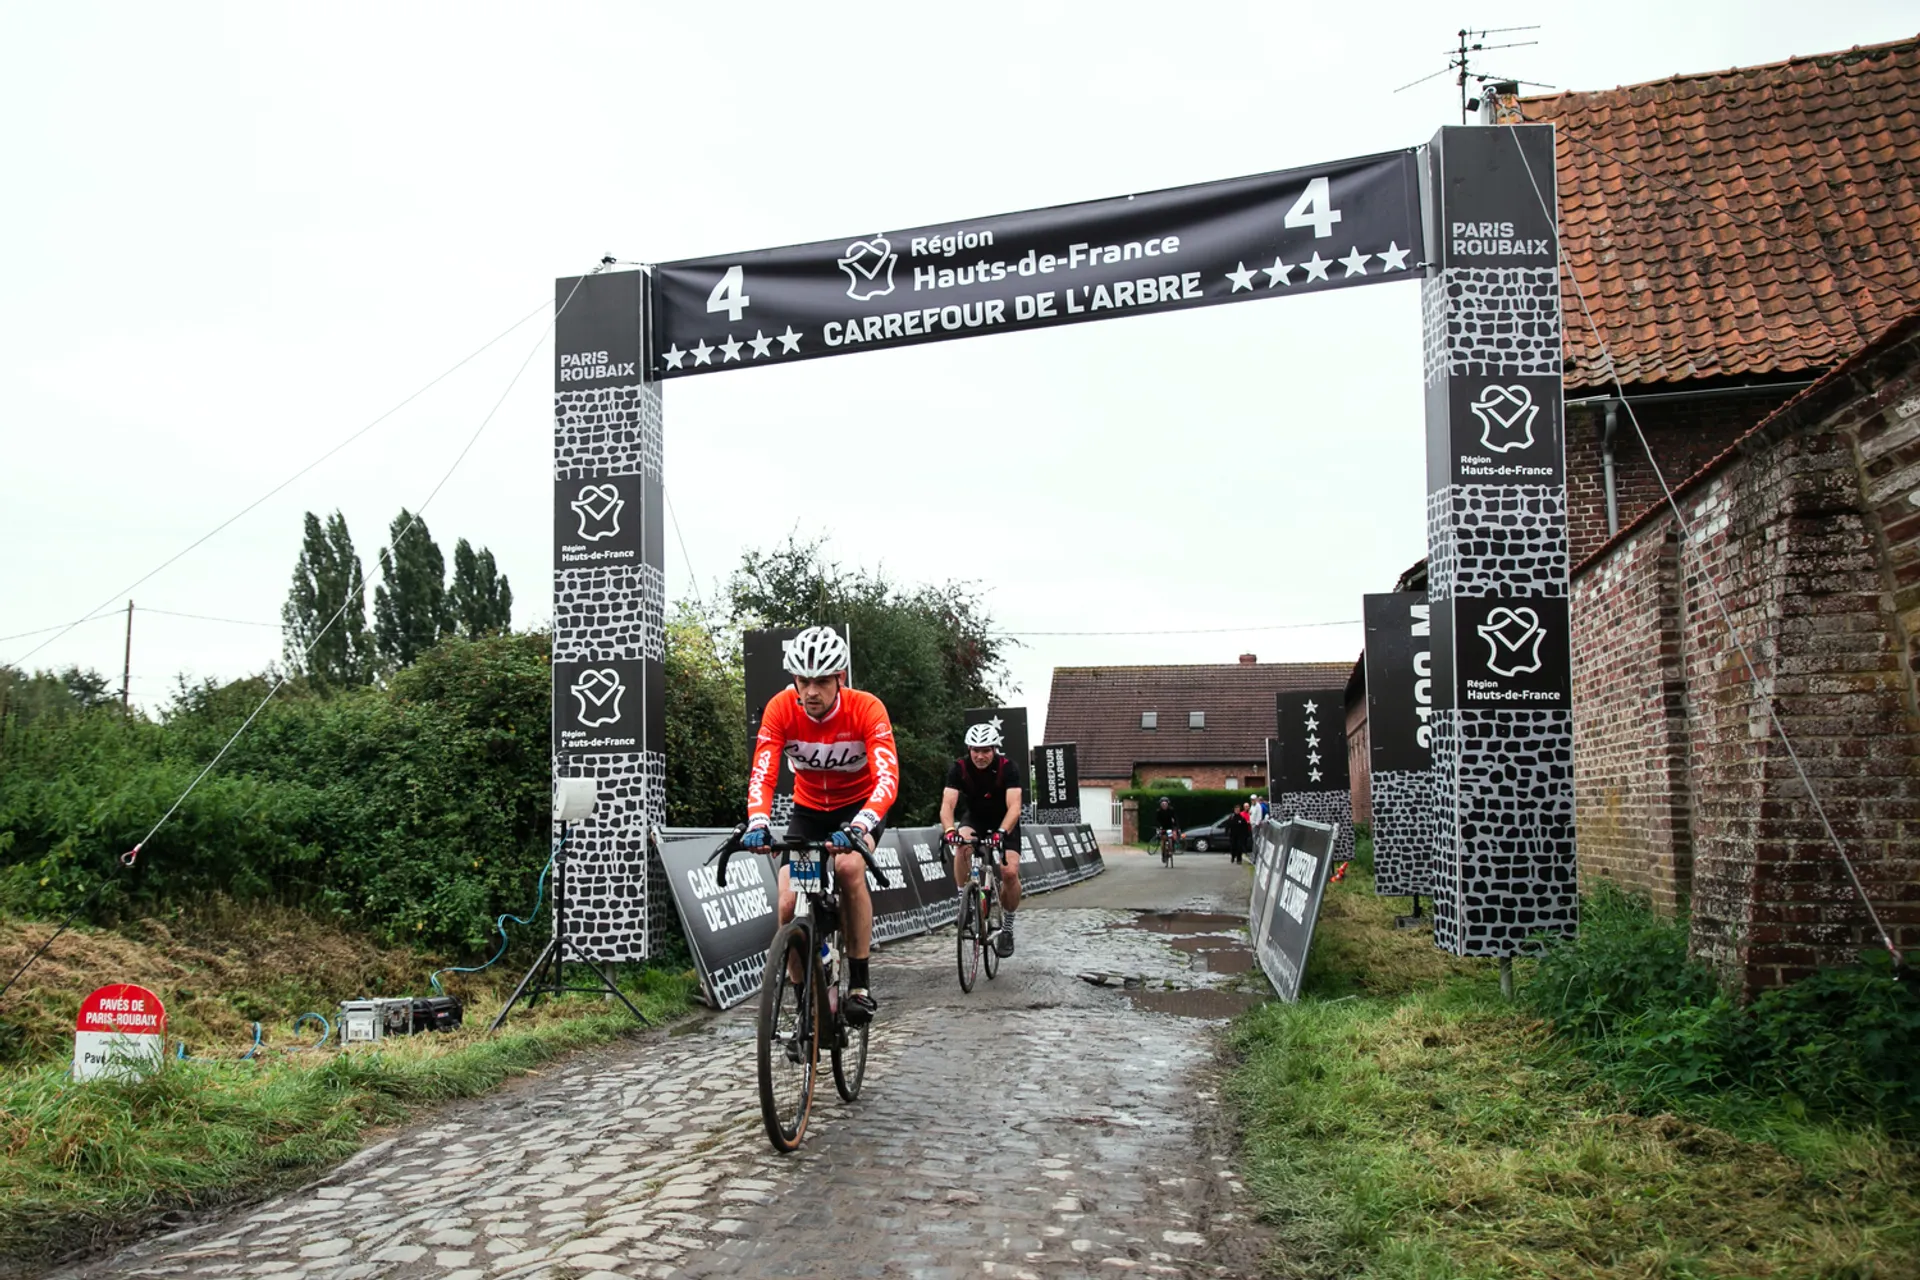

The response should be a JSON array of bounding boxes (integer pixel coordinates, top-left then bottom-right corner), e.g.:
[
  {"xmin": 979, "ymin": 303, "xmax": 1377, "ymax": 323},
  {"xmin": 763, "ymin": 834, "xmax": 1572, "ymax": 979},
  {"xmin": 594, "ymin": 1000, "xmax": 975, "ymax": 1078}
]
[
  {"xmin": 1517, "ymin": 38, "xmax": 1920, "ymax": 992},
  {"xmin": 1042, "ymin": 658, "xmax": 1351, "ymax": 841}
]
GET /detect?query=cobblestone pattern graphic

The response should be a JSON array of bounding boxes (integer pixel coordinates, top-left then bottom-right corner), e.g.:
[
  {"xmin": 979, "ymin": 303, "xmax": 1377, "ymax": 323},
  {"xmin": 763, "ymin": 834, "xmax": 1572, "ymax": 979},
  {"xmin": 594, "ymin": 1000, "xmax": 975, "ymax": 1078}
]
[
  {"xmin": 1421, "ymin": 267, "xmax": 1562, "ymax": 386},
  {"xmin": 1370, "ymin": 767, "xmax": 1437, "ymax": 897},
  {"xmin": 1036, "ymin": 805, "xmax": 1083, "ymax": 826},
  {"xmin": 1277, "ymin": 788, "xmax": 1355, "ymax": 863},
  {"xmin": 557, "ymin": 752, "xmax": 665, "ymax": 962},
  {"xmin": 555, "ymin": 384, "xmax": 664, "ymax": 483},
  {"xmin": 552, "ymin": 565, "xmax": 666, "ymax": 662},
  {"xmin": 1430, "ymin": 709, "xmax": 1578, "ymax": 955},
  {"xmin": 1425, "ymin": 486, "xmax": 1570, "ymax": 602},
  {"xmin": 60, "ymin": 908, "xmax": 1262, "ymax": 1280},
  {"xmin": 555, "ymin": 366, "xmax": 664, "ymax": 962}
]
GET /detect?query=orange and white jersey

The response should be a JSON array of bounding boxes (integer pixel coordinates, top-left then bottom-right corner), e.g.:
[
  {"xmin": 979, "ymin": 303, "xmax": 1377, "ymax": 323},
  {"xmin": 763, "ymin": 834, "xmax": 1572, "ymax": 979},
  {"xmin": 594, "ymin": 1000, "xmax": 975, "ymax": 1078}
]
[{"xmin": 748, "ymin": 686, "xmax": 899, "ymax": 825}]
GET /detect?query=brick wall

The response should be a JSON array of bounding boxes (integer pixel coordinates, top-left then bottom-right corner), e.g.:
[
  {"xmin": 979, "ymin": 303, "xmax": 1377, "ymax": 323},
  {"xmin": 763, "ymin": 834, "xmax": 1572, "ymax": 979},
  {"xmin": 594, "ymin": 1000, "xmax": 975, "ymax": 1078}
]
[
  {"xmin": 1135, "ymin": 763, "xmax": 1262, "ymax": 790},
  {"xmin": 1571, "ymin": 326, "xmax": 1920, "ymax": 995},
  {"xmin": 1567, "ymin": 389, "xmax": 1798, "ymax": 564}
]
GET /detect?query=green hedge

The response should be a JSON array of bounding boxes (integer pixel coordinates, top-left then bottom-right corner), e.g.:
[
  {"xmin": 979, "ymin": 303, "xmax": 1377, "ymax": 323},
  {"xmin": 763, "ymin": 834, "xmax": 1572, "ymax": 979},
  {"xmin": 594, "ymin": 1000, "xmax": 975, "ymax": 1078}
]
[{"xmin": 1119, "ymin": 788, "xmax": 1262, "ymax": 833}]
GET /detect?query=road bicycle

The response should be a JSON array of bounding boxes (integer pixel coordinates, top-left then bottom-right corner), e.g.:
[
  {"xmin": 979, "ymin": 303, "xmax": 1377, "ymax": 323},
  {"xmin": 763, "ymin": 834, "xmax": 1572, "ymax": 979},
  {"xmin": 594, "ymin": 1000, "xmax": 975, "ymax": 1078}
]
[
  {"xmin": 709, "ymin": 826, "xmax": 889, "ymax": 1153},
  {"xmin": 944, "ymin": 831, "xmax": 1005, "ymax": 993},
  {"xmin": 1160, "ymin": 826, "xmax": 1179, "ymax": 867}
]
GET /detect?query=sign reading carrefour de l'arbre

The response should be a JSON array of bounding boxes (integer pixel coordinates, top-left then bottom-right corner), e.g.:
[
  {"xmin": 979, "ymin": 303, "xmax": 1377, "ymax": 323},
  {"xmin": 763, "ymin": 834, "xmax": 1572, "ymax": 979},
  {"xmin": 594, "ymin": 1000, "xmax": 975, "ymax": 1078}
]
[{"xmin": 649, "ymin": 150, "xmax": 1421, "ymax": 377}]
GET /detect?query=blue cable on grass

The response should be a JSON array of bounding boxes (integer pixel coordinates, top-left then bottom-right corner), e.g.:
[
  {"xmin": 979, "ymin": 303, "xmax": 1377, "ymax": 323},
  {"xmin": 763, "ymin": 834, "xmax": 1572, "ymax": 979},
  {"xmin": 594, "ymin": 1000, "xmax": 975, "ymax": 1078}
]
[{"xmin": 428, "ymin": 834, "xmax": 561, "ymax": 997}]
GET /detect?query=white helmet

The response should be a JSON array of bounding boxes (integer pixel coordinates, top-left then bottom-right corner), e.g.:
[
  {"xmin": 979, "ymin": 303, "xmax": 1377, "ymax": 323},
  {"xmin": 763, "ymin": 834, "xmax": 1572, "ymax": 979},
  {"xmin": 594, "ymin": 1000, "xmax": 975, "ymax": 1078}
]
[
  {"xmin": 782, "ymin": 625, "xmax": 850, "ymax": 678},
  {"xmin": 964, "ymin": 722, "xmax": 1004, "ymax": 749}
]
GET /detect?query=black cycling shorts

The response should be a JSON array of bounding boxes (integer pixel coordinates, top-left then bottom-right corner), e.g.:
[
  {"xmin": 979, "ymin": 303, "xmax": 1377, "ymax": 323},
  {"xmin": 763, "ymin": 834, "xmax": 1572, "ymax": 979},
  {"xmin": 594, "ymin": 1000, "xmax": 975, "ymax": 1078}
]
[{"xmin": 786, "ymin": 800, "xmax": 888, "ymax": 846}]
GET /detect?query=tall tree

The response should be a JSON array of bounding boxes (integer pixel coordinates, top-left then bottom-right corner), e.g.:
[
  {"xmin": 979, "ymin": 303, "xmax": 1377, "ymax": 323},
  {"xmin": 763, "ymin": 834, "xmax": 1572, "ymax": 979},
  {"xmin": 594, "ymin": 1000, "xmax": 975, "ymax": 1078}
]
[
  {"xmin": 281, "ymin": 510, "xmax": 374, "ymax": 688},
  {"xmin": 373, "ymin": 509, "xmax": 450, "ymax": 670},
  {"xmin": 449, "ymin": 537, "xmax": 513, "ymax": 638}
]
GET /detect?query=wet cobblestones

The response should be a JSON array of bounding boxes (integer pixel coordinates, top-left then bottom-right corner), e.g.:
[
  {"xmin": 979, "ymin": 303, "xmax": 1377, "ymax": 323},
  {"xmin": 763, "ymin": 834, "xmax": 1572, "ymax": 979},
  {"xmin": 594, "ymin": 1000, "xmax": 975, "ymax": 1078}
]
[{"xmin": 53, "ymin": 873, "xmax": 1265, "ymax": 1280}]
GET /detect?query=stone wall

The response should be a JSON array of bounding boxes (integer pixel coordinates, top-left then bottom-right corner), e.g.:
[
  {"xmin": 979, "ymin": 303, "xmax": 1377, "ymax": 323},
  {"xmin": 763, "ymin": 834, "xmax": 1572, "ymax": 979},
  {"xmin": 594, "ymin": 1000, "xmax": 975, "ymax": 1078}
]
[{"xmin": 1571, "ymin": 318, "xmax": 1920, "ymax": 994}]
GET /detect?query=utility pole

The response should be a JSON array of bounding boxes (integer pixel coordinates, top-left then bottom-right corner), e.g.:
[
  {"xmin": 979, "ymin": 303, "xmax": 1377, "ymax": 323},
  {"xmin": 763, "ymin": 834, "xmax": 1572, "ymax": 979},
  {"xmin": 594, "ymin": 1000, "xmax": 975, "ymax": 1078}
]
[{"xmin": 121, "ymin": 600, "xmax": 133, "ymax": 714}]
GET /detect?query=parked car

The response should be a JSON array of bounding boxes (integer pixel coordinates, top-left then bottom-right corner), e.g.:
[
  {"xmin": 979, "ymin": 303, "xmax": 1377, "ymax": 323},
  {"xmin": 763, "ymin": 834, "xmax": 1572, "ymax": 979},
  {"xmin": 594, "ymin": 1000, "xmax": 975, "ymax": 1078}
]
[{"xmin": 1181, "ymin": 814, "xmax": 1235, "ymax": 852}]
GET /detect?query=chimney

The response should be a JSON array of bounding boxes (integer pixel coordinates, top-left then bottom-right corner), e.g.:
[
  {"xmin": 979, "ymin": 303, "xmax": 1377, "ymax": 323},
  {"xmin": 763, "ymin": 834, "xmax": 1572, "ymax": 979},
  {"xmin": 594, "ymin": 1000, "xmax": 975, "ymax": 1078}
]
[
  {"xmin": 1238, "ymin": 653, "xmax": 1257, "ymax": 664},
  {"xmin": 1481, "ymin": 80, "xmax": 1522, "ymax": 126}
]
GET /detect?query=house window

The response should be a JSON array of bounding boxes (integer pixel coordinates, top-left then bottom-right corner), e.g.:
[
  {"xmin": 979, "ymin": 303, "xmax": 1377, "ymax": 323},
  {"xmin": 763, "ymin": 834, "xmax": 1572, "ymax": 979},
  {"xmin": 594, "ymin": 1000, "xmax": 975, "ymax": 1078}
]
[
  {"xmin": 1141, "ymin": 711, "xmax": 1157, "ymax": 730},
  {"xmin": 1225, "ymin": 777, "xmax": 1239, "ymax": 790},
  {"xmin": 1189, "ymin": 711, "xmax": 1205, "ymax": 729}
]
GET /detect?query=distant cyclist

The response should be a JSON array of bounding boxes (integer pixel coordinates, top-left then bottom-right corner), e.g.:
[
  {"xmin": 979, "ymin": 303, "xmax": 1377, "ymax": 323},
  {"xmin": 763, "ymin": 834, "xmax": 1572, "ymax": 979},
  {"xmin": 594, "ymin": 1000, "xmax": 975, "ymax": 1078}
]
[
  {"xmin": 742, "ymin": 625, "xmax": 898, "ymax": 1026},
  {"xmin": 940, "ymin": 722, "xmax": 1025, "ymax": 957},
  {"xmin": 1154, "ymin": 795, "xmax": 1182, "ymax": 857}
]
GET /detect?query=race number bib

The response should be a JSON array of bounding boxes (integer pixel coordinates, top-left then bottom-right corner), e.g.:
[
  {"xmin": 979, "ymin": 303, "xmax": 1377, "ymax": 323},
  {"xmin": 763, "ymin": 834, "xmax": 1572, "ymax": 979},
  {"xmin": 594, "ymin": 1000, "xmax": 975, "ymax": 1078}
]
[{"xmin": 788, "ymin": 849, "xmax": 821, "ymax": 890}]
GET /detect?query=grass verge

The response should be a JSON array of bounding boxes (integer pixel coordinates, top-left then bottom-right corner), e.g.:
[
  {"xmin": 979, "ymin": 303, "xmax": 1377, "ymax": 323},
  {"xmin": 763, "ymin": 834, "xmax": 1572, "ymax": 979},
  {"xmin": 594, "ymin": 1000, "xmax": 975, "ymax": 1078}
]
[
  {"xmin": 0, "ymin": 908, "xmax": 699, "ymax": 1271},
  {"xmin": 1229, "ymin": 871, "xmax": 1920, "ymax": 1279}
]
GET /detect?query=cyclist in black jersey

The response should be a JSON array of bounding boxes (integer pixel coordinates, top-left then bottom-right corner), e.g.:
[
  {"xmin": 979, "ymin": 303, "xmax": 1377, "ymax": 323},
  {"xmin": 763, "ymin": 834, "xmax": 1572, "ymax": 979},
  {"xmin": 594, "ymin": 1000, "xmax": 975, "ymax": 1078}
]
[{"xmin": 940, "ymin": 722, "xmax": 1024, "ymax": 957}]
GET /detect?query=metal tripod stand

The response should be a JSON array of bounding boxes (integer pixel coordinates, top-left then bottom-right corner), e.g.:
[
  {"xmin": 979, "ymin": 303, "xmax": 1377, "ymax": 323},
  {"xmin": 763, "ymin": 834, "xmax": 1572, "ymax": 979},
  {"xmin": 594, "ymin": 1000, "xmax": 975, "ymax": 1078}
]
[{"xmin": 488, "ymin": 819, "xmax": 649, "ymax": 1032}]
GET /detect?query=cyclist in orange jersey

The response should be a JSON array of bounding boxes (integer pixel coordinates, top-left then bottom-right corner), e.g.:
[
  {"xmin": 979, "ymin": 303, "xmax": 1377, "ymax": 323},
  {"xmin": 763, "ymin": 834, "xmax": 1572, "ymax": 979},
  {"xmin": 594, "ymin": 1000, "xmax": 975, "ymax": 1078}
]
[{"xmin": 743, "ymin": 625, "xmax": 898, "ymax": 1024}]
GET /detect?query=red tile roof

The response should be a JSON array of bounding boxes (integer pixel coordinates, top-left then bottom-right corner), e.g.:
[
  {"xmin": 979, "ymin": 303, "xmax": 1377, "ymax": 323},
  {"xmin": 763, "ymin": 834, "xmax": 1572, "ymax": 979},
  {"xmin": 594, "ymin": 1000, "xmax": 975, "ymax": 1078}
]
[
  {"xmin": 1043, "ymin": 662, "xmax": 1353, "ymax": 779},
  {"xmin": 1521, "ymin": 36, "xmax": 1920, "ymax": 390}
]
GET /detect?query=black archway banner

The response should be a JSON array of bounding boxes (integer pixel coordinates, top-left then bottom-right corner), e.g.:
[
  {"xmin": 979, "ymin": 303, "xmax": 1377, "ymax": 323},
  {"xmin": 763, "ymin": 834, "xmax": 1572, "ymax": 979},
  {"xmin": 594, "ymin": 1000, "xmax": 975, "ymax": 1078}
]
[{"xmin": 651, "ymin": 150, "xmax": 1421, "ymax": 377}]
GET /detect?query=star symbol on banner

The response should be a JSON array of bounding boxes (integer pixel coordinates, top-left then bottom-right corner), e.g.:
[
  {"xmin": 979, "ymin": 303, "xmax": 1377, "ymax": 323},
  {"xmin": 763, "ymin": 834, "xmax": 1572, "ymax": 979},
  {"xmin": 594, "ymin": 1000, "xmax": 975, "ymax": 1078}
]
[
  {"xmin": 662, "ymin": 343, "xmax": 687, "ymax": 370},
  {"xmin": 1339, "ymin": 247, "xmax": 1372, "ymax": 276},
  {"xmin": 1304, "ymin": 700, "xmax": 1318, "ymax": 713},
  {"xmin": 1309, "ymin": 768, "xmax": 1323, "ymax": 783},
  {"xmin": 1308, "ymin": 750, "xmax": 1322, "ymax": 765},
  {"xmin": 1305, "ymin": 717, "xmax": 1319, "ymax": 731},
  {"xmin": 748, "ymin": 330, "xmax": 773, "ymax": 358},
  {"xmin": 1378, "ymin": 241, "xmax": 1411, "ymax": 271},
  {"xmin": 1264, "ymin": 258, "xmax": 1293, "ymax": 287},
  {"xmin": 1306, "ymin": 733, "xmax": 1319, "ymax": 748},
  {"xmin": 777, "ymin": 326, "xmax": 803, "ymax": 353},
  {"xmin": 719, "ymin": 334, "xmax": 743, "ymax": 362},
  {"xmin": 989, "ymin": 716, "xmax": 1004, "ymax": 731},
  {"xmin": 1301, "ymin": 252, "xmax": 1332, "ymax": 283},
  {"xmin": 1226, "ymin": 261, "xmax": 1257, "ymax": 292},
  {"xmin": 691, "ymin": 339, "xmax": 714, "ymax": 366}
]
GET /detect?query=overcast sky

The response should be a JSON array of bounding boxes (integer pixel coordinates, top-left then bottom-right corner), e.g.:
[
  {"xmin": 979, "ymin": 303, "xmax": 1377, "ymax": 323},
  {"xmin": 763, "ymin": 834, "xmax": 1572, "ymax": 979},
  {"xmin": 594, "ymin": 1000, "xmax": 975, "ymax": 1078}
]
[{"xmin": 3, "ymin": 1, "xmax": 1912, "ymax": 740}]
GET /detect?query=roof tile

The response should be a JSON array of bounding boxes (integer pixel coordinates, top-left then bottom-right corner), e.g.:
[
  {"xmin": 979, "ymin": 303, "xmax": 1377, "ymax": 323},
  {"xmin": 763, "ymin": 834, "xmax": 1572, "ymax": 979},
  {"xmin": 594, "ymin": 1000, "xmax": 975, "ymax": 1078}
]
[{"xmin": 1522, "ymin": 36, "xmax": 1920, "ymax": 389}]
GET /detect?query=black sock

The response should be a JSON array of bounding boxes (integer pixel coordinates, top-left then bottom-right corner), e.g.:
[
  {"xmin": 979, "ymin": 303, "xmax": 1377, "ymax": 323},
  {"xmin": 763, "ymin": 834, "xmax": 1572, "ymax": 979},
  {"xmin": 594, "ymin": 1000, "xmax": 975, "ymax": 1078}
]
[{"xmin": 849, "ymin": 956, "xmax": 870, "ymax": 989}]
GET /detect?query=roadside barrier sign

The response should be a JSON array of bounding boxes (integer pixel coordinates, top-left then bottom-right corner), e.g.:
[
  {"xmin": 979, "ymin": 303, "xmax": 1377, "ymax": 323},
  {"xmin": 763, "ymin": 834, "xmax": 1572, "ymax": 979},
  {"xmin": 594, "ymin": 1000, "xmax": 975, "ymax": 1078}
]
[
  {"xmin": 1250, "ymin": 819, "xmax": 1338, "ymax": 1003},
  {"xmin": 867, "ymin": 830, "xmax": 927, "ymax": 944},
  {"xmin": 654, "ymin": 828, "xmax": 782, "ymax": 1011},
  {"xmin": 73, "ymin": 983, "xmax": 166, "ymax": 1081}
]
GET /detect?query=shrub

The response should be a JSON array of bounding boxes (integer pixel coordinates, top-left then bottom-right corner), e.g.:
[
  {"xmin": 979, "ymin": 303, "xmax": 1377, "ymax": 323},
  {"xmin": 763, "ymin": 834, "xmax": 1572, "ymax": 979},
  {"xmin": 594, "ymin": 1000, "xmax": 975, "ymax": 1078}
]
[{"xmin": 1525, "ymin": 883, "xmax": 1920, "ymax": 1134}]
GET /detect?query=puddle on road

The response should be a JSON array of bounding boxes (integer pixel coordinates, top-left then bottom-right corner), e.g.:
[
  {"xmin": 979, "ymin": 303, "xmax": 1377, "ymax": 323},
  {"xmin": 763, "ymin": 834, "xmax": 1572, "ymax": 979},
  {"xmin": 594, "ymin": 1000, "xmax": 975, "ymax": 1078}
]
[
  {"xmin": 1088, "ymin": 911, "xmax": 1270, "ymax": 1018},
  {"xmin": 1124, "ymin": 987, "xmax": 1268, "ymax": 1018}
]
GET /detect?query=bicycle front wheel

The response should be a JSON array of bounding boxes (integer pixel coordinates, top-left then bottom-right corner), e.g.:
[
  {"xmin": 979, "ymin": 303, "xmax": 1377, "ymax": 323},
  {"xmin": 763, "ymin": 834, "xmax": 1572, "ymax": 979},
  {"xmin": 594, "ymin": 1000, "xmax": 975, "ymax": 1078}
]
[
  {"xmin": 983, "ymin": 888, "xmax": 1001, "ymax": 980},
  {"xmin": 956, "ymin": 887, "xmax": 981, "ymax": 993},
  {"xmin": 757, "ymin": 920, "xmax": 817, "ymax": 1153}
]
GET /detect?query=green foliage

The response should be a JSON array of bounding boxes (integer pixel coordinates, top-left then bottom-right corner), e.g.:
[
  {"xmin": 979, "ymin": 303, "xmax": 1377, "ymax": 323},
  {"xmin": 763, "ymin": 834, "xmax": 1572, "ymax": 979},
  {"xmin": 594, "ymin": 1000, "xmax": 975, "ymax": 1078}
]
[
  {"xmin": 448, "ymin": 537, "xmax": 513, "ymax": 638},
  {"xmin": 663, "ymin": 606, "xmax": 745, "ymax": 827},
  {"xmin": 727, "ymin": 536, "xmax": 1009, "ymax": 824},
  {"xmin": 1229, "ymin": 872, "xmax": 1920, "ymax": 1279},
  {"xmin": 1524, "ymin": 882, "xmax": 1920, "ymax": 1134},
  {"xmin": 280, "ymin": 510, "xmax": 375, "ymax": 689},
  {"xmin": 0, "ymin": 665, "xmax": 119, "ymax": 731},
  {"xmin": 0, "ymin": 634, "xmax": 556, "ymax": 952},
  {"xmin": 1118, "ymin": 787, "xmax": 1261, "ymax": 833},
  {"xmin": 372, "ymin": 509, "xmax": 450, "ymax": 670}
]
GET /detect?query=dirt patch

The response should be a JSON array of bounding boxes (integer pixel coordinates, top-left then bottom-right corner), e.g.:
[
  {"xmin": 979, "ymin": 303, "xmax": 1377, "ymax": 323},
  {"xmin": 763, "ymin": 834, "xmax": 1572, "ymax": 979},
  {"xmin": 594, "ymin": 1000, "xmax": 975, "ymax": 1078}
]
[{"xmin": 1126, "ymin": 988, "xmax": 1268, "ymax": 1019}]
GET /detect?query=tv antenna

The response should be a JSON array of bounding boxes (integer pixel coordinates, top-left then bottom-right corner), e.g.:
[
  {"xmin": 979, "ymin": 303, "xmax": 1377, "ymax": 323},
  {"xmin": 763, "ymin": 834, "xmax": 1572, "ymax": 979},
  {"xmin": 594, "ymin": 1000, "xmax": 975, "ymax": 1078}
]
[{"xmin": 1395, "ymin": 26, "xmax": 1555, "ymax": 124}]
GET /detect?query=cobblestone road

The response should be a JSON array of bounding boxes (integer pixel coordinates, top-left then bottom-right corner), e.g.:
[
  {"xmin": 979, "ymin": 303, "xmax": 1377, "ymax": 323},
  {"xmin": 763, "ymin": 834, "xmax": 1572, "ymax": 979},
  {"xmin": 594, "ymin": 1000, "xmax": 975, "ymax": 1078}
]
[{"xmin": 55, "ymin": 853, "xmax": 1269, "ymax": 1280}]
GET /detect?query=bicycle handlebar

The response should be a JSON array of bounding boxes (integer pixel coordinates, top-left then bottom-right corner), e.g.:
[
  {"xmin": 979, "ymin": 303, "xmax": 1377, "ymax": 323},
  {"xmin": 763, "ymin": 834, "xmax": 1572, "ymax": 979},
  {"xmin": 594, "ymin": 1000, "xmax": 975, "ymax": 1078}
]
[{"xmin": 707, "ymin": 825, "xmax": 890, "ymax": 889}]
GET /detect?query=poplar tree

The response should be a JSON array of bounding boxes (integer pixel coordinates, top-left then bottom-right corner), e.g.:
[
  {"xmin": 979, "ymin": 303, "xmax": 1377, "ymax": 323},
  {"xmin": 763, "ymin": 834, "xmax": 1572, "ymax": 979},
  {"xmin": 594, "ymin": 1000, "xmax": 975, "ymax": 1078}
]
[
  {"xmin": 281, "ymin": 510, "xmax": 374, "ymax": 688},
  {"xmin": 449, "ymin": 538, "xmax": 514, "ymax": 638},
  {"xmin": 372, "ymin": 509, "xmax": 450, "ymax": 670}
]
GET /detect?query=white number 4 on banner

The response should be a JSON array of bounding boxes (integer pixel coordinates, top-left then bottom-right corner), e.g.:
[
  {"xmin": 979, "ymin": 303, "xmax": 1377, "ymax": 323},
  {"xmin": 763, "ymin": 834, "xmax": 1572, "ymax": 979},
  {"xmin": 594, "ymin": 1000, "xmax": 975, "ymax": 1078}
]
[
  {"xmin": 1284, "ymin": 177, "xmax": 1342, "ymax": 238},
  {"xmin": 706, "ymin": 265, "xmax": 750, "ymax": 322}
]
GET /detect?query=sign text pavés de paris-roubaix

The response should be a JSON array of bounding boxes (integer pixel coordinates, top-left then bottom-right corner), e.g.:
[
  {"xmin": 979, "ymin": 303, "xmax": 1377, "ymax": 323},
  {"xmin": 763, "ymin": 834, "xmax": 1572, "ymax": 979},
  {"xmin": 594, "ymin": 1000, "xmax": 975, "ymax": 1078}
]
[
  {"xmin": 650, "ymin": 150, "xmax": 1421, "ymax": 377},
  {"xmin": 73, "ymin": 983, "xmax": 167, "ymax": 1081}
]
